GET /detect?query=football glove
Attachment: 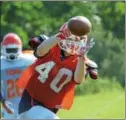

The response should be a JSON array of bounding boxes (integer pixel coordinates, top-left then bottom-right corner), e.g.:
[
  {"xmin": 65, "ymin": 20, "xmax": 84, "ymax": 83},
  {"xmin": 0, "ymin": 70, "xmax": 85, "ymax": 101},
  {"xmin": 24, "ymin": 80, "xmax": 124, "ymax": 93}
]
[
  {"xmin": 85, "ymin": 59, "xmax": 98, "ymax": 80},
  {"xmin": 77, "ymin": 38, "xmax": 95, "ymax": 57},
  {"xmin": 28, "ymin": 35, "xmax": 49, "ymax": 50}
]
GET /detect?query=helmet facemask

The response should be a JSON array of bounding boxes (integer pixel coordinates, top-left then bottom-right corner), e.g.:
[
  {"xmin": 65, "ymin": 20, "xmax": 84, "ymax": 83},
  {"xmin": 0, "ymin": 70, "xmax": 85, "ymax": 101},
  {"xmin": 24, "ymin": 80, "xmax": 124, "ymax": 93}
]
[
  {"xmin": 2, "ymin": 44, "xmax": 22, "ymax": 61},
  {"xmin": 1, "ymin": 33, "xmax": 22, "ymax": 61},
  {"xmin": 58, "ymin": 35, "xmax": 87, "ymax": 55}
]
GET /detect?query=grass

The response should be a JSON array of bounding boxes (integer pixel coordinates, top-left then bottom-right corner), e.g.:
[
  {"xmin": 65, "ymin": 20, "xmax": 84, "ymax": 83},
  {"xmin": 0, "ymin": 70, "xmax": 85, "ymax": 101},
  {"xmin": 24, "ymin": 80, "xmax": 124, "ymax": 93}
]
[{"xmin": 58, "ymin": 90, "xmax": 125, "ymax": 119}]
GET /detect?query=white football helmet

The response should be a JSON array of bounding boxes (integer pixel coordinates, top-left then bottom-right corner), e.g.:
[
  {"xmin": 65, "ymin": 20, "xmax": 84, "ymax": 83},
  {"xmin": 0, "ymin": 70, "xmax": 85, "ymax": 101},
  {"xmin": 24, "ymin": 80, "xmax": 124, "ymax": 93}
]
[
  {"xmin": 1, "ymin": 33, "xmax": 22, "ymax": 61},
  {"xmin": 58, "ymin": 35, "xmax": 88, "ymax": 55}
]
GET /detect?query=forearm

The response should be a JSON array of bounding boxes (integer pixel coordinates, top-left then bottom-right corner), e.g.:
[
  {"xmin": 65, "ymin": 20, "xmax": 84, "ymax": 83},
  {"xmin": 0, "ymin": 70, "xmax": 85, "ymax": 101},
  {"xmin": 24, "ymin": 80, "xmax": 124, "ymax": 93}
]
[
  {"xmin": 37, "ymin": 35, "xmax": 60, "ymax": 56},
  {"xmin": 74, "ymin": 56, "xmax": 86, "ymax": 83}
]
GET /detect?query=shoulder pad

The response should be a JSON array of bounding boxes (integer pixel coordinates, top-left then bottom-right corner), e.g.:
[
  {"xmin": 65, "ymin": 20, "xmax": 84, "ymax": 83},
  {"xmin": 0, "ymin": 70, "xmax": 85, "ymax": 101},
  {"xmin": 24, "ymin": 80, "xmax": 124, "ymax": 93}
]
[{"xmin": 86, "ymin": 59, "xmax": 98, "ymax": 69}]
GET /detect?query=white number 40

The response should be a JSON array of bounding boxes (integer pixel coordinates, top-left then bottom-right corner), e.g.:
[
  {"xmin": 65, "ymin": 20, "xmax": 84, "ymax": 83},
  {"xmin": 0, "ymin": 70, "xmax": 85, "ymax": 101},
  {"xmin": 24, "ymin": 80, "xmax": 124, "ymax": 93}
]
[{"xmin": 35, "ymin": 61, "xmax": 73, "ymax": 93}]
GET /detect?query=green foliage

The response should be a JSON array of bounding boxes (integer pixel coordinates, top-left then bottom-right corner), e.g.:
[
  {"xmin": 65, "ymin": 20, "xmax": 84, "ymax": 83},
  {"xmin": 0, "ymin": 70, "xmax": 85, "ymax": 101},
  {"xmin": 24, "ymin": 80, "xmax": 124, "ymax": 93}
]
[
  {"xmin": 75, "ymin": 77, "xmax": 123, "ymax": 95},
  {"xmin": 96, "ymin": 1, "xmax": 125, "ymax": 39},
  {"xmin": 0, "ymin": 1, "xmax": 125, "ymax": 86}
]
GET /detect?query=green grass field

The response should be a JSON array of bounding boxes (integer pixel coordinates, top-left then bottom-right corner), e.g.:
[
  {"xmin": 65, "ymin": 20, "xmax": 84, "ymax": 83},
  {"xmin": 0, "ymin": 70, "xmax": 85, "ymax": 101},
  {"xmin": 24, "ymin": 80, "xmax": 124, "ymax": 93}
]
[{"xmin": 58, "ymin": 90, "xmax": 125, "ymax": 119}]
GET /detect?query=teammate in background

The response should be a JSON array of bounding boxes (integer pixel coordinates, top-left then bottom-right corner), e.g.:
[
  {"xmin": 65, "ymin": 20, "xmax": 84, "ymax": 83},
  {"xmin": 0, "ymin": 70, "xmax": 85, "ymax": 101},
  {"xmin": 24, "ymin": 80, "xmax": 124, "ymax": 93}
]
[
  {"xmin": 17, "ymin": 22, "xmax": 98, "ymax": 119},
  {"xmin": 1, "ymin": 33, "xmax": 36, "ymax": 119}
]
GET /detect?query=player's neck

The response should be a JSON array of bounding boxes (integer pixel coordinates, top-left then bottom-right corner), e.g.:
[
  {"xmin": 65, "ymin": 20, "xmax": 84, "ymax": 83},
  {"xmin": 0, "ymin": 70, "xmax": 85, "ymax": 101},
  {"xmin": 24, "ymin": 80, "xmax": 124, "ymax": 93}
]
[{"xmin": 60, "ymin": 50, "xmax": 69, "ymax": 61}]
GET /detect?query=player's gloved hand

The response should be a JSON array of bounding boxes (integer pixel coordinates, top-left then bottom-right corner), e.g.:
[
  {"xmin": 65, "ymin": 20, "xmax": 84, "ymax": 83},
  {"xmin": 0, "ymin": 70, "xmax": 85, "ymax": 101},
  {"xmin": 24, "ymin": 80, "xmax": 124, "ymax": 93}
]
[
  {"xmin": 77, "ymin": 38, "xmax": 95, "ymax": 57},
  {"xmin": 56, "ymin": 22, "xmax": 72, "ymax": 40},
  {"xmin": 2, "ymin": 100, "xmax": 14, "ymax": 114},
  {"xmin": 85, "ymin": 59, "xmax": 98, "ymax": 80},
  {"xmin": 28, "ymin": 37, "xmax": 41, "ymax": 49},
  {"xmin": 28, "ymin": 35, "xmax": 49, "ymax": 50}
]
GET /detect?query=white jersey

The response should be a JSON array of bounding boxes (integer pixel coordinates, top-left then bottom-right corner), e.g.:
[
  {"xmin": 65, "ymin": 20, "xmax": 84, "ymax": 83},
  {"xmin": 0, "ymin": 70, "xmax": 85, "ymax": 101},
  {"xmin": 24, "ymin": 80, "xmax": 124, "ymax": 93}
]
[{"xmin": 1, "ymin": 53, "xmax": 36, "ymax": 118}]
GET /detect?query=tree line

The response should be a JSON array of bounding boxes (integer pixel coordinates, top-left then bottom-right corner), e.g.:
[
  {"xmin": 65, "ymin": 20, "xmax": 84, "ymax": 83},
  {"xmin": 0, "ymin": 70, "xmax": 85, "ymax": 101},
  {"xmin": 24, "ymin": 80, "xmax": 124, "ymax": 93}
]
[{"xmin": 0, "ymin": 1, "xmax": 125, "ymax": 84}]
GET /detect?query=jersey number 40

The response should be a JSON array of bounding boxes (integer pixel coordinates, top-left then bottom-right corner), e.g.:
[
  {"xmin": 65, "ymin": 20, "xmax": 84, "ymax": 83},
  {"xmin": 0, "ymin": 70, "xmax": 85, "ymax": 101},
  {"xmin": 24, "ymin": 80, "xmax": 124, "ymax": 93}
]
[{"xmin": 35, "ymin": 61, "xmax": 73, "ymax": 93}]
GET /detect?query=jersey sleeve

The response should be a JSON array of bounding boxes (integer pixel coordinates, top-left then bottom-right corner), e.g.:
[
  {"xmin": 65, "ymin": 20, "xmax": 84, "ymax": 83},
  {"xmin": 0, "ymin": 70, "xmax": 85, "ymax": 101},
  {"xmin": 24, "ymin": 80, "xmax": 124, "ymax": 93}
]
[{"xmin": 50, "ymin": 44, "xmax": 59, "ymax": 54}]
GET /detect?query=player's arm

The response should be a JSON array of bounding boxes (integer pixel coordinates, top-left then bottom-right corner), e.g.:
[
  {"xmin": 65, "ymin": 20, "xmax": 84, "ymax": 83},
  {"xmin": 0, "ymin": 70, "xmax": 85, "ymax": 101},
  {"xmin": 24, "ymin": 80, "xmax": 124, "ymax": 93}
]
[
  {"xmin": 29, "ymin": 35, "xmax": 60, "ymax": 57},
  {"xmin": 74, "ymin": 56, "xmax": 86, "ymax": 84},
  {"xmin": 28, "ymin": 35, "xmax": 49, "ymax": 57},
  {"xmin": 29, "ymin": 23, "xmax": 72, "ymax": 57},
  {"xmin": 29, "ymin": 34, "xmax": 64, "ymax": 57},
  {"xmin": 36, "ymin": 23, "xmax": 71, "ymax": 57},
  {"xmin": 36, "ymin": 35, "xmax": 60, "ymax": 57},
  {"xmin": 74, "ymin": 38, "xmax": 96, "ymax": 83}
]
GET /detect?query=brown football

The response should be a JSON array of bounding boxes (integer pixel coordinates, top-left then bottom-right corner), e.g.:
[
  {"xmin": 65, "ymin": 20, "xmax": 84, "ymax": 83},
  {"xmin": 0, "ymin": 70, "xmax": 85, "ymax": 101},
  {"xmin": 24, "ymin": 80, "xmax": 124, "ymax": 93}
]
[{"xmin": 68, "ymin": 16, "xmax": 92, "ymax": 36}]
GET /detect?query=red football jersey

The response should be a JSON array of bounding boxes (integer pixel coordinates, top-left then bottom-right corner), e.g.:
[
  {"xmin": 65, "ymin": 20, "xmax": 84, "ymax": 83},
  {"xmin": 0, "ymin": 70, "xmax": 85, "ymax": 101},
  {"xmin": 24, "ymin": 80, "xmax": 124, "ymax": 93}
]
[{"xmin": 17, "ymin": 45, "xmax": 79, "ymax": 110}]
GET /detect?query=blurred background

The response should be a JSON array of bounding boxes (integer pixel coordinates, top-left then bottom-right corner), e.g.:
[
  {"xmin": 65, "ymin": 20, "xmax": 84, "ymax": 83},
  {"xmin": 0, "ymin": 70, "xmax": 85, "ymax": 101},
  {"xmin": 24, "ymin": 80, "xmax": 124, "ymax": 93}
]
[{"xmin": 0, "ymin": 1, "xmax": 125, "ymax": 119}]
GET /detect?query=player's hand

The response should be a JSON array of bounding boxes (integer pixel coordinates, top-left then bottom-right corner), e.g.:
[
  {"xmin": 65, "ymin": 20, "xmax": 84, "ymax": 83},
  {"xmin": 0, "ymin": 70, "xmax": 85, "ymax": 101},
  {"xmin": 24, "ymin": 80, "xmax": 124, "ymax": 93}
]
[
  {"xmin": 77, "ymin": 38, "xmax": 95, "ymax": 57},
  {"xmin": 56, "ymin": 22, "xmax": 72, "ymax": 40},
  {"xmin": 28, "ymin": 37, "xmax": 42, "ymax": 50},
  {"xmin": 28, "ymin": 35, "xmax": 48, "ymax": 50},
  {"xmin": 2, "ymin": 100, "xmax": 14, "ymax": 114},
  {"xmin": 85, "ymin": 59, "xmax": 98, "ymax": 80}
]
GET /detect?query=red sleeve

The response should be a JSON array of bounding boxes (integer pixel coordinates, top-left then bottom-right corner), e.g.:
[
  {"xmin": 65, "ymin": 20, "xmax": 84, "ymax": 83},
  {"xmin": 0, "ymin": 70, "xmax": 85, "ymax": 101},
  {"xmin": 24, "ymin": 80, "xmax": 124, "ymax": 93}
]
[{"xmin": 50, "ymin": 44, "xmax": 59, "ymax": 54}]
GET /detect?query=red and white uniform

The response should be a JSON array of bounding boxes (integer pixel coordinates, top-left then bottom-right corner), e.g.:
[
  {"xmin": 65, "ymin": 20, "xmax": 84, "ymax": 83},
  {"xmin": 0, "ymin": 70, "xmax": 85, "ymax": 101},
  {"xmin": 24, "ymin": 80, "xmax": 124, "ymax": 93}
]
[
  {"xmin": 17, "ymin": 23, "xmax": 98, "ymax": 119},
  {"xmin": 1, "ymin": 33, "xmax": 36, "ymax": 119},
  {"xmin": 17, "ymin": 45, "xmax": 78, "ymax": 110}
]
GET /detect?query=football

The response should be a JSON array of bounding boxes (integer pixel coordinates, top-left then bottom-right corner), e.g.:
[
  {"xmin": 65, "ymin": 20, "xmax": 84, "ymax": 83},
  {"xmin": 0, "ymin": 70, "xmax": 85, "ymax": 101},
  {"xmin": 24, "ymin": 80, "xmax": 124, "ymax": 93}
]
[{"xmin": 68, "ymin": 16, "xmax": 92, "ymax": 36}]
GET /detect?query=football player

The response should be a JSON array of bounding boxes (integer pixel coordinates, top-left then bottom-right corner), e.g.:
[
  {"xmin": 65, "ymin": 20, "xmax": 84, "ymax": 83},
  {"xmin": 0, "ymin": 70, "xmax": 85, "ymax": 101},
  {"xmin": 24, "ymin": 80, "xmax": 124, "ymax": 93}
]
[
  {"xmin": 1, "ymin": 33, "xmax": 36, "ymax": 119},
  {"xmin": 29, "ymin": 34, "xmax": 97, "ymax": 80},
  {"xmin": 17, "ymin": 22, "xmax": 98, "ymax": 119}
]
